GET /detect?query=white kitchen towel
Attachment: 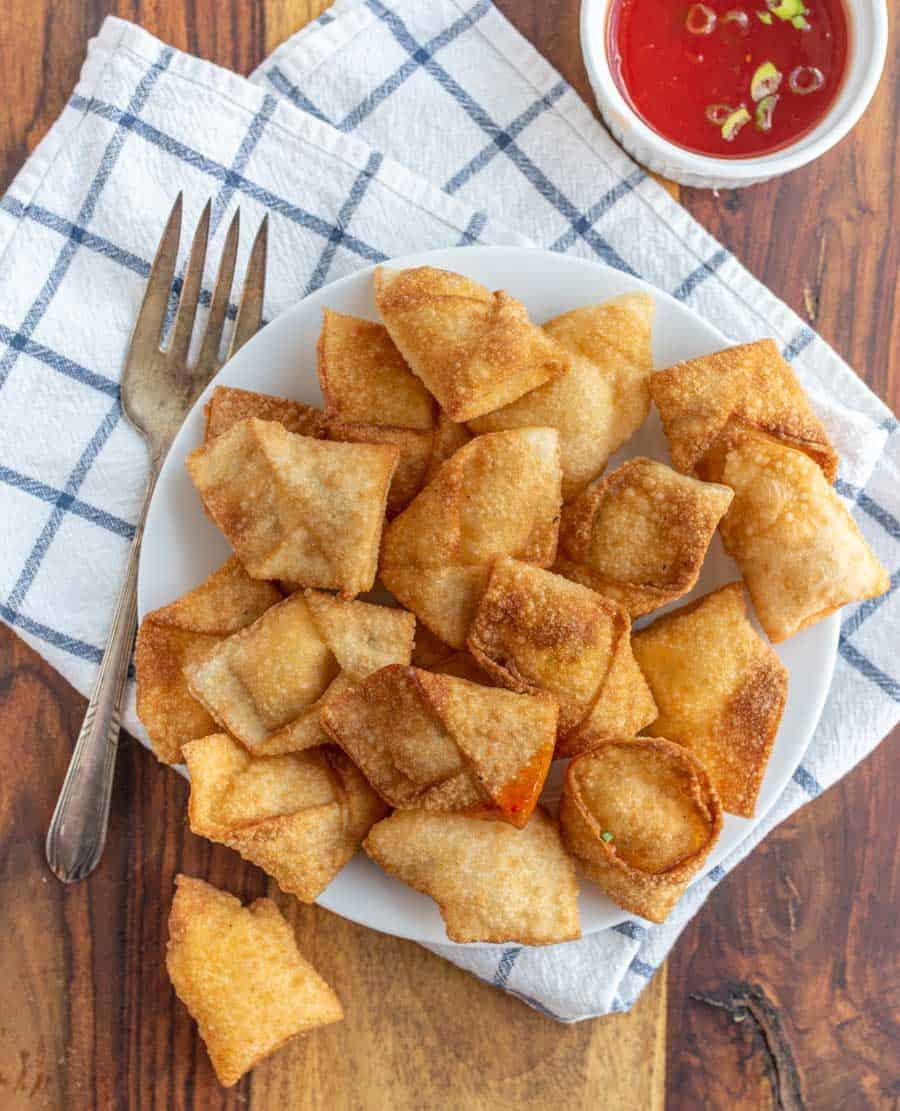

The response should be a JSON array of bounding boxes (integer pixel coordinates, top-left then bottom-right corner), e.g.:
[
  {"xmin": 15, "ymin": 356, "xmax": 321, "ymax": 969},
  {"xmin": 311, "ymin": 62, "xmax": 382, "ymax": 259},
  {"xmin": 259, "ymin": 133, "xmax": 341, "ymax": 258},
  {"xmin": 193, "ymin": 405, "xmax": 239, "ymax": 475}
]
[{"xmin": 0, "ymin": 6, "xmax": 895, "ymax": 1023}]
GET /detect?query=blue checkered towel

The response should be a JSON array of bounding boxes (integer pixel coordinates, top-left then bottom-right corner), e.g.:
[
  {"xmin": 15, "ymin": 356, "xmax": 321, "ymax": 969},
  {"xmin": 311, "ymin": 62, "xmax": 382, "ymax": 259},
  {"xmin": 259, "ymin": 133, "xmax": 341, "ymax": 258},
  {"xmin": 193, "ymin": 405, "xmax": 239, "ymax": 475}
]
[{"xmin": 0, "ymin": 4, "xmax": 896, "ymax": 1022}]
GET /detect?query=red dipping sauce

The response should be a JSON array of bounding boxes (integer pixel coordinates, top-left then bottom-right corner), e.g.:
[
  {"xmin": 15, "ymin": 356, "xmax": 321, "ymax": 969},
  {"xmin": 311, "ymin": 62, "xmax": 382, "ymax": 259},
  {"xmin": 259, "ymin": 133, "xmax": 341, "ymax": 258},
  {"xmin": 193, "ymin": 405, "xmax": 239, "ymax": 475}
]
[{"xmin": 607, "ymin": 0, "xmax": 849, "ymax": 157}]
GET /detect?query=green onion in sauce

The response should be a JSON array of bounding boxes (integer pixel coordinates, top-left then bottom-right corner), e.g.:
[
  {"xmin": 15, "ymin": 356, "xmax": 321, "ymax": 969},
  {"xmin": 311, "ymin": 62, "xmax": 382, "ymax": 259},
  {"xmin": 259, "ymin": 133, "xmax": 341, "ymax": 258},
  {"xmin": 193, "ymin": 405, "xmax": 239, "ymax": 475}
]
[
  {"xmin": 755, "ymin": 94, "xmax": 779, "ymax": 131},
  {"xmin": 721, "ymin": 106, "xmax": 751, "ymax": 141},
  {"xmin": 751, "ymin": 61, "xmax": 782, "ymax": 101}
]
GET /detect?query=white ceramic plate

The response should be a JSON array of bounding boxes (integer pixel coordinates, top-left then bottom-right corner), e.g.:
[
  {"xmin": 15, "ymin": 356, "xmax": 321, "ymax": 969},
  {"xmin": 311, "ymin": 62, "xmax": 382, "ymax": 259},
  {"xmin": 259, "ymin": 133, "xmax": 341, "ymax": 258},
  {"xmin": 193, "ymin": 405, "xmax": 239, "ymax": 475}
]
[{"xmin": 138, "ymin": 246, "xmax": 838, "ymax": 946}]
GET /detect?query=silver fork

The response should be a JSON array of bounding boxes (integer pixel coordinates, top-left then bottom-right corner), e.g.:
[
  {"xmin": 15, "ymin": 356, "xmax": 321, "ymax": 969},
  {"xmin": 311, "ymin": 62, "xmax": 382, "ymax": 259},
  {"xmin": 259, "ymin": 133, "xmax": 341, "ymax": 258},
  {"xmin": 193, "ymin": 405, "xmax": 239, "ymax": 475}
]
[{"xmin": 45, "ymin": 194, "xmax": 269, "ymax": 883}]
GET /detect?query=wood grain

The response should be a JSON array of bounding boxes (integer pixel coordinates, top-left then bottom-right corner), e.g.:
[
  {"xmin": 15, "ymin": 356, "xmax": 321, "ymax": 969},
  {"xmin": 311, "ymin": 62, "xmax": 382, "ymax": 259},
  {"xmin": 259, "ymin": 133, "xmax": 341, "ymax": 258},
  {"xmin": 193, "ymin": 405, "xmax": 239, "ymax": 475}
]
[{"xmin": 0, "ymin": 1, "xmax": 896, "ymax": 1108}]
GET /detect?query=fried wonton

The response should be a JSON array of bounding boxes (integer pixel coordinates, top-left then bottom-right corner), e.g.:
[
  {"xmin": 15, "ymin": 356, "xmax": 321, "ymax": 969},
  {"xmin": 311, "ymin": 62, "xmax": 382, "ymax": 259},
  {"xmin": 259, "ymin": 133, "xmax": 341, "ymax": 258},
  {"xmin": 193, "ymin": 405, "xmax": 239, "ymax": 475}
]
[
  {"xmin": 166, "ymin": 875, "xmax": 343, "ymax": 1087},
  {"xmin": 428, "ymin": 412, "xmax": 472, "ymax": 479},
  {"xmin": 318, "ymin": 419, "xmax": 435, "ymax": 518},
  {"xmin": 321, "ymin": 664, "xmax": 557, "ymax": 827},
  {"xmin": 380, "ymin": 427, "xmax": 563, "ymax": 648},
  {"xmin": 374, "ymin": 266, "xmax": 570, "ymax": 422},
  {"xmin": 203, "ymin": 385, "xmax": 322, "ymax": 442},
  {"xmin": 135, "ymin": 557, "xmax": 282, "ymax": 764},
  {"xmin": 410, "ymin": 624, "xmax": 494, "ymax": 683},
  {"xmin": 468, "ymin": 558, "xmax": 656, "ymax": 756},
  {"xmin": 185, "ymin": 590, "xmax": 415, "ymax": 755},
  {"xmin": 555, "ymin": 458, "xmax": 734, "ymax": 617},
  {"xmin": 187, "ymin": 418, "xmax": 398, "ymax": 596},
  {"xmin": 317, "ymin": 308, "xmax": 436, "ymax": 429},
  {"xmin": 650, "ymin": 339, "xmax": 838, "ymax": 482},
  {"xmin": 470, "ymin": 293, "xmax": 655, "ymax": 499},
  {"xmin": 560, "ymin": 738, "xmax": 722, "ymax": 923},
  {"xmin": 633, "ymin": 582, "xmax": 788, "ymax": 816},
  {"xmin": 364, "ymin": 808, "xmax": 580, "ymax": 944},
  {"xmin": 316, "ymin": 310, "xmax": 471, "ymax": 515},
  {"xmin": 183, "ymin": 734, "xmax": 387, "ymax": 901},
  {"xmin": 718, "ymin": 433, "xmax": 889, "ymax": 642}
]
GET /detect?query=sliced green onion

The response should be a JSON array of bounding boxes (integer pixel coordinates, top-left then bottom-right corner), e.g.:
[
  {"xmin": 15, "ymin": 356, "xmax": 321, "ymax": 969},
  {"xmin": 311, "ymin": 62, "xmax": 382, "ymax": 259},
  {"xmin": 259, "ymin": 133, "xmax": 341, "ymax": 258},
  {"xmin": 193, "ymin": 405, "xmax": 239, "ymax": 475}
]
[
  {"xmin": 756, "ymin": 10, "xmax": 773, "ymax": 22},
  {"xmin": 600, "ymin": 831, "xmax": 614, "ymax": 843},
  {"xmin": 767, "ymin": 0, "xmax": 806, "ymax": 20},
  {"xmin": 755, "ymin": 94, "xmax": 779, "ymax": 131},
  {"xmin": 789, "ymin": 65, "xmax": 825, "ymax": 94},
  {"xmin": 791, "ymin": 13, "xmax": 811, "ymax": 28},
  {"xmin": 706, "ymin": 103, "xmax": 734, "ymax": 125},
  {"xmin": 685, "ymin": 3, "xmax": 717, "ymax": 34},
  {"xmin": 723, "ymin": 9, "xmax": 750, "ymax": 31},
  {"xmin": 721, "ymin": 105, "xmax": 751, "ymax": 141},
  {"xmin": 751, "ymin": 61, "xmax": 782, "ymax": 101}
]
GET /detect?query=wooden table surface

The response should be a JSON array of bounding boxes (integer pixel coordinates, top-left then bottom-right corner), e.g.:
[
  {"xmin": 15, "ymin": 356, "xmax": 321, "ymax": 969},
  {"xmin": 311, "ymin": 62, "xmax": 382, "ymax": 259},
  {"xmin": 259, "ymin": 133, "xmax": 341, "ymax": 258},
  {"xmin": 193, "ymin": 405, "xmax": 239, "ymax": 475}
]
[{"xmin": 0, "ymin": 2, "xmax": 897, "ymax": 1108}]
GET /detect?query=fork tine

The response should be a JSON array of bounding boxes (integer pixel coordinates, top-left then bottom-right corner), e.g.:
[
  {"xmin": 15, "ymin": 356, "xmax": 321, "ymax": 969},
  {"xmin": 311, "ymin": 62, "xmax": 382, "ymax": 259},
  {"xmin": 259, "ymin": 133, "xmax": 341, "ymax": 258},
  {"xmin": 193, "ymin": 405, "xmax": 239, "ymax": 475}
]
[
  {"xmin": 126, "ymin": 193, "xmax": 182, "ymax": 369},
  {"xmin": 228, "ymin": 214, "xmax": 268, "ymax": 360},
  {"xmin": 168, "ymin": 198, "xmax": 211, "ymax": 366},
  {"xmin": 195, "ymin": 208, "xmax": 240, "ymax": 377}
]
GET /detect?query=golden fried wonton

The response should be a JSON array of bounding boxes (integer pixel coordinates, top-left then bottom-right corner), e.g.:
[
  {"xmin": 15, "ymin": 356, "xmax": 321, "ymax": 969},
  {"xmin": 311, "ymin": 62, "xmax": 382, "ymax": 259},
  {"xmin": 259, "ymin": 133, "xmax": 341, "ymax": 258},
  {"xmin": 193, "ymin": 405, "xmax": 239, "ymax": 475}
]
[
  {"xmin": 470, "ymin": 293, "xmax": 655, "ymax": 499},
  {"xmin": 718, "ymin": 433, "xmax": 890, "ymax": 642},
  {"xmin": 166, "ymin": 875, "xmax": 343, "ymax": 1087},
  {"xmin": 317, "ymin": 308, "xmax": 436, "ymax": 429},
  {"xmin": 380, "ymin": 427, "xmax": 563, "ymax": 648},
  {"xmin": 321, "ymin": 664, "xmax": 557, "ymax": 827},
  {"xmin": 650, "ymin": 339, "xmax": 838, "ymax": 482},
  {"xmin": 183, "ymin": 734, "xmax": 387, "ymax": 901},
  {"xmin": 633, "ymin": 582, "xmax": 788, "ymax": 816},
  {"xmin": 468, "ymin": 558, "xmax": 656, "ymax": 757},
  {"xmin": 318, "ymin": 419, "xmax": 435, "ymax": 518},
  {"xmin": 555, "ymin": 457, "xmax": 733, "ymax": 617},
  {"xmin": 364, "ymin": 808, "xmax": 580, "ymax": 944},
  {"xmin": 186, "ymin": 418, "xmax": 398, "ymax": 595},
  {"xmin": 185, "ymin": 590, "xmax": 414, "ymax": 754},
  {"xmin": 316, "ymin": 311, "xmax": 471, "ymax": 515},
  {"xmin": 203, "ymin": 385, "xmax": 322, "ymax": 442},
  {"xmin": 374, "ymin": 266, "xmax": 570, "ymax": 422},
  {"xmin": 135, "ymin": 557, "xmax": 282, "ymax": 764},
  {"xmin": 410, "ymin": 624, "xmax": 494, "ymax": 683},
  {"xmin": 560, "ymin": 738, "xmax": 722, "ymax": 923}
]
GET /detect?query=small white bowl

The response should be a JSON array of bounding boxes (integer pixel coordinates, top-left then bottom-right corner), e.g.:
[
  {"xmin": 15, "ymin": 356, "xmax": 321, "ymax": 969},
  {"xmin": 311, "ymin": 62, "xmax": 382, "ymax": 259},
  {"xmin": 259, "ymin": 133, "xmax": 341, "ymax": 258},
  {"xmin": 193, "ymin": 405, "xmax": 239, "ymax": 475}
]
[{"xmin": 580, "ymin": 0, "xmax": 889, "ymax": 188}]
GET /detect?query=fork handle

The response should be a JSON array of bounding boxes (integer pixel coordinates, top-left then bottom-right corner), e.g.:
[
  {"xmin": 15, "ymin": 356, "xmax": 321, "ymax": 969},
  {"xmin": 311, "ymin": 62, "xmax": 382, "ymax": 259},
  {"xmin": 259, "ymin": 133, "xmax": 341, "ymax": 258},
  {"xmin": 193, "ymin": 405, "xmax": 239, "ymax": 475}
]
[{"xmin": 45, "ymin": 471, "xmax": 157, "ymax": 883}]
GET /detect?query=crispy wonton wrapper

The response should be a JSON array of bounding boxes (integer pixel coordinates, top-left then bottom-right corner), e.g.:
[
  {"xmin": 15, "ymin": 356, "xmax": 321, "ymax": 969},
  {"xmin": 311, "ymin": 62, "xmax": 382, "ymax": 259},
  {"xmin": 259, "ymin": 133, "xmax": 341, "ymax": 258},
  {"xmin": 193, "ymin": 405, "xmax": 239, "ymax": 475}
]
[
  {"xmin": 650, "ymin": 338, "xmax": 838, "ymax": 482},
  {"xmin": 317, "ymin": 310, "xmax": 470, "ymax": 515},
  {"xmin": 374, "ymin": 266, "xmax": 570, "ymax": 422},
  {"xmin": 187, "ymin": 417, "xmax": 398, "ymax": 596},
  {"xmin": 364, "ymin": 807, "xmax": 580, "ymax": 944},
  {"xmin": 317, "ymin": 419, "xmax": 431, "ymax": 518},
  {"xmin": 380, "ymin": 427, "xmax": 563, "ymax": 648},
  {"xmin": 468, "ymin": 557, "xmax": 656, "ymax": 756},
  {"xmin": 135, "ymin": 557, "xmax": 281, "ymax": 764},
  {"xmin": 718, "ymin": 432, "xmax": 890, "ymax": 642},
  {"xmin": 633, "ymin": 582, "xmax": 788, "ymax": 816},
  {"xmin": 166, "ymin": 875, "xmax": 343, "ymax": 1087},
  {"xmin": 185, "ymin": 589, "xmax": 415, "ymax": 754},
  {"xmin": 470, "ymin": 293, "xmax": 655, "ymax": 499},
  {"xmin": 411, "ymin": 623, "xmax": 494, "ymax": 683},
  {"xmin": 183, "ymin": 734, "xmax": 387, "ymax": 901},
  {"xmin": 203, "ymin": 385, "xmax": 322, "ymax": 441},
  {"xmin": 317, "ymin": 308, "xmax": 436, "ymax": 429},
  {"xmin": 320, "ymin": 412, "xmax": 473, "ymax": 518},
  {"xmin": 321, "ymin": 664, "xmax": 557, "ymax": 827},
  {"xmin": 555, "ymin": 457, "xmax": 734, "ymax": 617},
  {"xmin": 560, "ymin": 738, "xmax": 723, "ymax": 923}
]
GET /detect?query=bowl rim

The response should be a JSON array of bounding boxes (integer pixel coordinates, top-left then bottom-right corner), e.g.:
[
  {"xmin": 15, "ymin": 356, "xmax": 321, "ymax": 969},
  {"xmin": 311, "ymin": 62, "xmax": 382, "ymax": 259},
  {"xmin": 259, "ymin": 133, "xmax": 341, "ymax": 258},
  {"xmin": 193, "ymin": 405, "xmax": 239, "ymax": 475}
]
[{"xmin": 580, "ymin": 0, "xmax": 889, "ymax": 182}]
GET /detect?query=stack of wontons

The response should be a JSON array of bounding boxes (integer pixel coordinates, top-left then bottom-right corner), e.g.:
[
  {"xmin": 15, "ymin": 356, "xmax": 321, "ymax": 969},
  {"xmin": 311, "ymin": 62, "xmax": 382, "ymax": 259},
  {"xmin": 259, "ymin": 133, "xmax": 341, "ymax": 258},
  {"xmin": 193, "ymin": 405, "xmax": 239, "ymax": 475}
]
[{"xmin": 138, "ymin": 265, "xmax": 889, "ymax": 1085}]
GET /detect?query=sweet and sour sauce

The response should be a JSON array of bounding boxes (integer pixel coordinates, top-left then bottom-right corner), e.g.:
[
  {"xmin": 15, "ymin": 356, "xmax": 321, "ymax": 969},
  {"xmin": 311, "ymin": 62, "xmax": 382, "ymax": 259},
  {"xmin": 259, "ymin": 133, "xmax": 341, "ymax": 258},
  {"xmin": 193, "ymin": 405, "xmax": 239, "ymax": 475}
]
[{"xmin": 607, "ymin": 0, "xmax": 849, "ymax": 157}]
